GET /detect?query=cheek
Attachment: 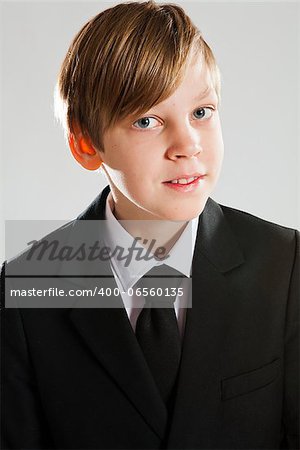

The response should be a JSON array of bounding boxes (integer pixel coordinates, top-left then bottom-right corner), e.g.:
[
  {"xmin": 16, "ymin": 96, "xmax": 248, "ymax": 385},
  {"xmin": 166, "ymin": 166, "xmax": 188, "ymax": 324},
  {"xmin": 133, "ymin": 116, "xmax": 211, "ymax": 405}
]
[
  {"xmin": 204, "ymin": 134, "xmax": 223, "ymax": 156},
  {"xmin": 204, "ymin": 124, "xmax": 224, "ymax": 168},
  {"xmin": 105, "ymin": 151, "xmax": 153, "ymax": 193},
  {"xmin": 121, "ymin": 149, "xmax": 158, "ymax": 185}
]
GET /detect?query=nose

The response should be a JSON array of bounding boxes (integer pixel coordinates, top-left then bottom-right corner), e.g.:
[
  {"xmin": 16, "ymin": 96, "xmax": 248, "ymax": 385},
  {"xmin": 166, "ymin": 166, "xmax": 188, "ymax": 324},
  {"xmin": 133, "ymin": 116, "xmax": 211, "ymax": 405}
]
[{"xmin": 166, "ymin": 123, "xmax": 203, "ymax": 159}]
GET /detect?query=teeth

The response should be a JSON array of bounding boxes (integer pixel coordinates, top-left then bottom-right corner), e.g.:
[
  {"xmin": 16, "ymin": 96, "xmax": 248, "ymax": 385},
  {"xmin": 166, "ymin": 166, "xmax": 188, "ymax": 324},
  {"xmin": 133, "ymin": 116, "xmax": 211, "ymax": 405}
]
[{"xmin": 170, "ymin": 176, "xmax": 198, "ymax": 184}]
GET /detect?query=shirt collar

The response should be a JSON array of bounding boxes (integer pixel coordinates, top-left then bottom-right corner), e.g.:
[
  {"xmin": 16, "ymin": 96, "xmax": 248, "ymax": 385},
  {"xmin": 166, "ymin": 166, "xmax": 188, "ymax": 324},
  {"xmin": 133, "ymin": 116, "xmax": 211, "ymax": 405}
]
[{"xmin": 103, "ymin": 192, "xmax": 199, "ymax": 291}]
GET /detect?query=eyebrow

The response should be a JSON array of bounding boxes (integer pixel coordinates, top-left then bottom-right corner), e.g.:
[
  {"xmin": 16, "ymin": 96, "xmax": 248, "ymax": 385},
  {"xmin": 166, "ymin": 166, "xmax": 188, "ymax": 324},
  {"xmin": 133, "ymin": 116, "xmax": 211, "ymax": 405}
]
[
  {"xmin": 194, "ymin": 85, "xmax": 213, "ymax": 101},
  {"xmin": 131, "ymin": 85, "xmax": 216, "ymax": 121}
]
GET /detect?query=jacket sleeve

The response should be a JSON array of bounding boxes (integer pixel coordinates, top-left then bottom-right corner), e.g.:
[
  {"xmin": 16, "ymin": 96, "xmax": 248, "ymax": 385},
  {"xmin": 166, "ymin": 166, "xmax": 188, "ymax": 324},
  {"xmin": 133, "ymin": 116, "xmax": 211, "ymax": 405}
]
[
  {"xmin": 0, "ymin": 262, "xmax": 54, "ymax": 449},
  {"xmin": 280, "ymin": 229, "xmax": 300, "ymax": 450}
]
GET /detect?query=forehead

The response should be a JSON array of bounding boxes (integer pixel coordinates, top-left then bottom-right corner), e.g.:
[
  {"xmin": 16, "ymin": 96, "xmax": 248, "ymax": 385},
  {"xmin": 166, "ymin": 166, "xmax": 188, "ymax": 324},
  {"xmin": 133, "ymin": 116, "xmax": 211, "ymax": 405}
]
[
  {"xmin": 183, "ymin": 51, "xmax": 213, "ymax": 89},
  {"xmin": 117, "ymin": 49, "xmax": 216, "ymax": 125},
  {"xmin": 153, "ymin": 58, "xmax": 215, "ymax": 108}
]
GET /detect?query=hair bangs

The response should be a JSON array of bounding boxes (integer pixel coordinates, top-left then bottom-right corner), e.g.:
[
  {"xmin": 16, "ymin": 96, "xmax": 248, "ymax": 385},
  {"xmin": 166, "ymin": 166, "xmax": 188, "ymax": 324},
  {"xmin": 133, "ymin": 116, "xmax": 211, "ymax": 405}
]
[{"xmin": 54, "ymin": 1, "xmax": 221, "ymax": 151}]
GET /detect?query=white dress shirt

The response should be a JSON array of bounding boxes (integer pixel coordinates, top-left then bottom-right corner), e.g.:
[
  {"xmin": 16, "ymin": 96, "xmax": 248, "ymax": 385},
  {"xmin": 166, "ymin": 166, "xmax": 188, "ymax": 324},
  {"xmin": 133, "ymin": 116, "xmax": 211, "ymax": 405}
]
[{"xmin": 103, "ymin": 192, "xmax": 199, "ymax": 340}]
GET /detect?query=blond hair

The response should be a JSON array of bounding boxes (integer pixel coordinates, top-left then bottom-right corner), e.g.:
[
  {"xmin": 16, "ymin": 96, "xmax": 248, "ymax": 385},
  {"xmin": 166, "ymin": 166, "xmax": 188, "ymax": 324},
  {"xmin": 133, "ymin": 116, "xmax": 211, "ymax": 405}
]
[{"xmin": 54, "ymin": 0, "xmax": 221, "ymax": 150}]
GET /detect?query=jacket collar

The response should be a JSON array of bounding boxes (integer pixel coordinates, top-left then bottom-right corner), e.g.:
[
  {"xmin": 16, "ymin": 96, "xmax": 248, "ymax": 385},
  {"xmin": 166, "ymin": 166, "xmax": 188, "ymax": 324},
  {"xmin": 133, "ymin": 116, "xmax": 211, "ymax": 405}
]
[{"xmin": 76, "ymin": 184, "xmax": 244, "ymax": 274}]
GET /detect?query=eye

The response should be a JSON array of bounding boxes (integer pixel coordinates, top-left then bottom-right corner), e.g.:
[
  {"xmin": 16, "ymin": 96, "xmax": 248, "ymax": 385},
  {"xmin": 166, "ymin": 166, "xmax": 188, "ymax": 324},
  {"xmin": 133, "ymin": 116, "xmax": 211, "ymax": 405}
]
[
  {"xmin": 132, "ymin": 117, "xmax": 160, "ymax": 130},
  {"xmin": 193, "ymin": 107, "xmax": 214, "ymax": 120},
  {"xmin": 132, "ymin": 107, "xmax": 214, "ymax": 130}
]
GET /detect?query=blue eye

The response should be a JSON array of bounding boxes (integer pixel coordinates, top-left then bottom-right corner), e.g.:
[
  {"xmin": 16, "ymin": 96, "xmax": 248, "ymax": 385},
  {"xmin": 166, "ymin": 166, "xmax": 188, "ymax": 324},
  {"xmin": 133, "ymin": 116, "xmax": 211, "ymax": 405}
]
[
  {"xmin": 133, "ymin": 117, "xmax": 159, "ymax": 130},
  {"xmin": 132, "ymin": 107, "xmax": 214, "ymax": 130},
  {"xmin": 193, "ymin": 107, "xmax": 214, "ymax": 120}
]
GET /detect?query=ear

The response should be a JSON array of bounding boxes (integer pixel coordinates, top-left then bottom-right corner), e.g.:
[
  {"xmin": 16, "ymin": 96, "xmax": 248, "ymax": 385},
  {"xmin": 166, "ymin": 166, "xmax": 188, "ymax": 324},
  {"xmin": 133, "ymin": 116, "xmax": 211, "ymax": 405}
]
[{"xmin": 68, "ymin": 124, "xmax": 103, "ymax": 171}]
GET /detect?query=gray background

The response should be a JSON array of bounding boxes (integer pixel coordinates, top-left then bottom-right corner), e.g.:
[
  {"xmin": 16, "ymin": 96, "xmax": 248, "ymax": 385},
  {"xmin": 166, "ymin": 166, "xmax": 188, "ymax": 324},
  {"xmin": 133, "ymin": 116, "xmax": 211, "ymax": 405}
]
[{"xmin": 1, "ymin": 0, "xmax": 299, "ymax": 263}]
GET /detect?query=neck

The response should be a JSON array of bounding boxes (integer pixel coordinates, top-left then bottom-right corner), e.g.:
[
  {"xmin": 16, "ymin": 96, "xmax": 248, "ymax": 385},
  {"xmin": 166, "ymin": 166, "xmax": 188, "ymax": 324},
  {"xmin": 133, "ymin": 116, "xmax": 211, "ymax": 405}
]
[
  {"xmin": 108, "ymin": 193, "xmax": 188, "ymax": 259},
  {"xmin": 120, "ymin": 220, "xmax": 188, "ymax": 259}
]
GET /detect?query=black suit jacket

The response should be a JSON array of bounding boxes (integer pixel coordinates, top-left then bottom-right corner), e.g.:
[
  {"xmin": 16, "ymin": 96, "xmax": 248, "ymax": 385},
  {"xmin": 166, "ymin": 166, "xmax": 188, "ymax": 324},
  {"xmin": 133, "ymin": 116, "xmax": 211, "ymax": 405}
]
[{"xmin": 1, "ymin": 185, "xmax": 299, "ymax": 449}]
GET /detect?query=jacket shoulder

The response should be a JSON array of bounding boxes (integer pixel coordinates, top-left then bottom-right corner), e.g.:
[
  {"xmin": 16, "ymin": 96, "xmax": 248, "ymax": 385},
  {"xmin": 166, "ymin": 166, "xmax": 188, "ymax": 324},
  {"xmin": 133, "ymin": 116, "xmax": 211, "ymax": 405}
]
[
  {"xmin": 218, "ymin": 201, "xmax": 298, "ymax": 241},
  {"xmin": 2, "ymin": 219, "xmax": 76, "ymax": 270},
  {"xmin": 210, "ymin": 200, "xmax": 298, "ymax": 268}
]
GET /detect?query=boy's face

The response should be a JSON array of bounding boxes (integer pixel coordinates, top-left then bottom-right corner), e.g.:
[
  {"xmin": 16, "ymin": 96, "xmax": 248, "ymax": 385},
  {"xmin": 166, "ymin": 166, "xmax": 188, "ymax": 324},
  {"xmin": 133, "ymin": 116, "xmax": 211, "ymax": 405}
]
[{"xmin": 99, "ymin": 52, "xmax": 224, "ymax": 221}]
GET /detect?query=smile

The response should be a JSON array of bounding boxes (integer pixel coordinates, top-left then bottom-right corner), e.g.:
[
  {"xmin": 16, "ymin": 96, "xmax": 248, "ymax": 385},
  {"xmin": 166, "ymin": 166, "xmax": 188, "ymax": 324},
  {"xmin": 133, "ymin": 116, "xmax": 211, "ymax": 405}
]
[
  {"xmin": 163, "ymin": 175, "xmax": 206, "ymax": 192},
  {"xmin": 169, "ymin": 176, "xmax": 199, "ymax": 185}
]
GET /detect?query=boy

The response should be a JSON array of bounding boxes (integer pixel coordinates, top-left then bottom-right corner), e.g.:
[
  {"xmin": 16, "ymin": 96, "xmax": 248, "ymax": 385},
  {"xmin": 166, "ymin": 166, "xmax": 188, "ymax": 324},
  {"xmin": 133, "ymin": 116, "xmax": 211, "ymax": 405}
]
[{"xmin": 1, "ymin": 1, "xmax": 299, "ymax": 449}]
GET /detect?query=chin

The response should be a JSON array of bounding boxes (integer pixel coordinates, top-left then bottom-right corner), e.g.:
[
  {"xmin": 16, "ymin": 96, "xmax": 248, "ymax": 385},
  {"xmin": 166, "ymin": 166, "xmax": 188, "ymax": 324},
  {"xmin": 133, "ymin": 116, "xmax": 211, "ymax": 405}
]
[
  {"xmin": 166, "ymin": 199, "xmax": 208, "ymax": 221},
  {"xmin": 161, "ymin": 208, "xmax": 205, "ymax": 222}
]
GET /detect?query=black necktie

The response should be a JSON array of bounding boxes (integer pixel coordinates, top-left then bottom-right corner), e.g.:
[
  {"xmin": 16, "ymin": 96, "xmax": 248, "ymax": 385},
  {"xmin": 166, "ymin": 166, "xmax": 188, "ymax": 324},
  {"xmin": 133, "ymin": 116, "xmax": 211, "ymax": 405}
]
[{"xmin": 135, "ymin": 264, "xmax": 185, "ymax": 408}]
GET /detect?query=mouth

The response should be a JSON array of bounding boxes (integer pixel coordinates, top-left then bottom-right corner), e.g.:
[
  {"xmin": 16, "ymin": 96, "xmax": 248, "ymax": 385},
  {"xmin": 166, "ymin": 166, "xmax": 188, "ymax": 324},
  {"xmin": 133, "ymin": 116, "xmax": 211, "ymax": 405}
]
[
  {"xmin": 163, "ymin": 173, "xmax": 206, "ymax": 185},
  {"xmin": 162, "ymin": 174, "xmax": 206, "ymax": 193}
]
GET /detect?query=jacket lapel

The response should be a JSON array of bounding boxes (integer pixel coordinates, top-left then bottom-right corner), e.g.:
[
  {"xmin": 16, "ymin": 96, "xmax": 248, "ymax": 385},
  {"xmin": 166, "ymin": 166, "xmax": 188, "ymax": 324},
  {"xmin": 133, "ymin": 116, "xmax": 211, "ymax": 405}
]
[
  {"xmin": 68, "ymin": 298, "xmax": 168, "ymax": 438},
  {"xmin": 68, "ymin": 186, "xmax": 168, "ymax": 439},
  {"xmin": 165, "ymin": 198, "xmax": 245, "ymax": 448}
]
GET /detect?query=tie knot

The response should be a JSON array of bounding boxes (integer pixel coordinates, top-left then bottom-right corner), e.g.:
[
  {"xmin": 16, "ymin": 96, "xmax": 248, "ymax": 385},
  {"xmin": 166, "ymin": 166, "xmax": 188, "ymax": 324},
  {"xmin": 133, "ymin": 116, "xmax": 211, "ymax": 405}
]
[
  {"xmin": 137, "ymin": 264, "xmax": 185, "ymax": 307},
  {"xmin": 143, "ymin": 264, "xmax": 185, "ymax": 278}
]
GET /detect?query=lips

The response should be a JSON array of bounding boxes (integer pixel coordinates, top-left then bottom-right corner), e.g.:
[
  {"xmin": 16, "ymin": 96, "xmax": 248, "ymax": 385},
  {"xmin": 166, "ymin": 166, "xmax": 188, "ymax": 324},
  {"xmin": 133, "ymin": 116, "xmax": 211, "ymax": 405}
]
[
  {"xmin": 163, "ymin": 174, "xmax": 205, "ymax": 192},
  {"xmin": 163, "ymin": 173, "xmax": 206, "ymax": 183}
]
